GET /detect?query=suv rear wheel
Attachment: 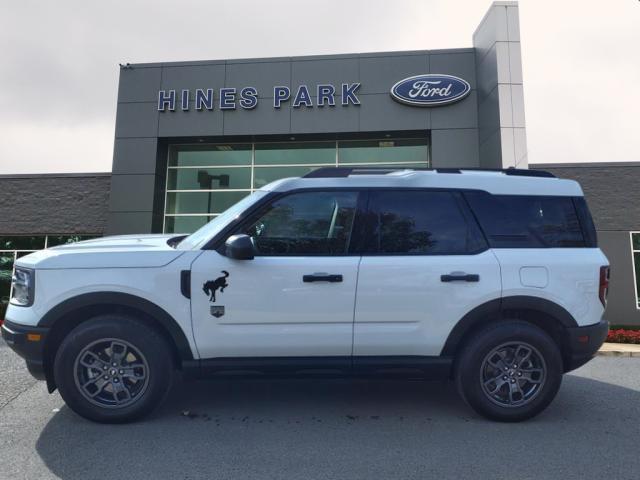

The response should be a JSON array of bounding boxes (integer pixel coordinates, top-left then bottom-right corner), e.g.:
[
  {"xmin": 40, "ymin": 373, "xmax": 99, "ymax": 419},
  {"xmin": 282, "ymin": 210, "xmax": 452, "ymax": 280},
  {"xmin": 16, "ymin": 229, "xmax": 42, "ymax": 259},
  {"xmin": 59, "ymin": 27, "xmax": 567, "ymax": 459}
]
[
  {"xmin": 53, "ymin": 314, "xmax": 174, "ymax": 423},
  {"xmin": 455, "ymin": 320, "xmax": 563, "ymax": 422}
]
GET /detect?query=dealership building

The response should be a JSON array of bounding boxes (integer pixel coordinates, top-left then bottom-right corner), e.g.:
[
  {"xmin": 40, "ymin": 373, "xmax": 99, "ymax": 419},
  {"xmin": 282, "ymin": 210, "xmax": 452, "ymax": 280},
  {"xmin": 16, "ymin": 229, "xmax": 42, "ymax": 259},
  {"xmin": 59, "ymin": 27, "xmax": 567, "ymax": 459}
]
[{"xmin": 1, "ymin": 1, "xmax": 639, "ymax": 326}]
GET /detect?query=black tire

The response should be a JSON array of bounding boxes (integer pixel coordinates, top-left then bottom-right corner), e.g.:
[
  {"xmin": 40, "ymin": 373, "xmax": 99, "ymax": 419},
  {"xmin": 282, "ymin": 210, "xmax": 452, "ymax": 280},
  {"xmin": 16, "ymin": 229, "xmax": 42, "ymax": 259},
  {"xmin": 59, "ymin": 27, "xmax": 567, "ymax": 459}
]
[
  {"xmin": 455, "ymin": 320, "xmax": 563, "ymax": 422},
  {"xmin": 54, "ymin": 314, "xmax": 174, "ymax": 423}
]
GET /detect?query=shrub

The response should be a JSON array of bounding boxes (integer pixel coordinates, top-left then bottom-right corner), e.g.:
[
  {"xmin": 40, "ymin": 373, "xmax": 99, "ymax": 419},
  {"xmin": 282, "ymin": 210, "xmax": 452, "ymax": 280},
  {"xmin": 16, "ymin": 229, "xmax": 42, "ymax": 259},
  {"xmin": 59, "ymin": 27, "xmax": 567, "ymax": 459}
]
[{"xmin": 607, "ymin": 329, "xmax": 640, "ymax": 344}]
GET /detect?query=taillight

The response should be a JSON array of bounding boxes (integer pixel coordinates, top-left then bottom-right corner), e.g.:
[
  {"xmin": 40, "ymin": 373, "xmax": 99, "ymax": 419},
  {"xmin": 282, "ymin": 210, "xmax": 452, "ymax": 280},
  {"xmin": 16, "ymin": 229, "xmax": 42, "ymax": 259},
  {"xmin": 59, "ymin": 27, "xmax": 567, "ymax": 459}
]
[{"xmin": 599, "ymin": 266, "xmax": 610, "ymax": 308}]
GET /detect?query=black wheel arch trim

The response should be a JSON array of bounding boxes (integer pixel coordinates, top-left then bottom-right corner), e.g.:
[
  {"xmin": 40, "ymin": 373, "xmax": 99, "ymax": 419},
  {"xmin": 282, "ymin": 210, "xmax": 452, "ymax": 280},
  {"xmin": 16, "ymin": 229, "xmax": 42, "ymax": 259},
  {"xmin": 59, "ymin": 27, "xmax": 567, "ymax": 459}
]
[
  {"xmin": 441, "ymin": 295, "xmax": 578, "ymax": 357},
  {"xmin": 38, "ymin": 292, "xmax": 195, "ymax": 361}
]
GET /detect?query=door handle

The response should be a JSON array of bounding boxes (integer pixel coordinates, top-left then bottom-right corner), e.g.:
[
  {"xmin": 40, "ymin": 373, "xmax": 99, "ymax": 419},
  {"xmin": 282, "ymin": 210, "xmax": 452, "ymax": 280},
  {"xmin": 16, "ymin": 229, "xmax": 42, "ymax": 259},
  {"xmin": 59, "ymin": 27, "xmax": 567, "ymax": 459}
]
[
  {"xmin": 303, "ymin": 274, "xmax": 343, "ymax": 283},
  {"xmin": 440, "ymin": 273, "xmax": 480, "ymax": 282}
]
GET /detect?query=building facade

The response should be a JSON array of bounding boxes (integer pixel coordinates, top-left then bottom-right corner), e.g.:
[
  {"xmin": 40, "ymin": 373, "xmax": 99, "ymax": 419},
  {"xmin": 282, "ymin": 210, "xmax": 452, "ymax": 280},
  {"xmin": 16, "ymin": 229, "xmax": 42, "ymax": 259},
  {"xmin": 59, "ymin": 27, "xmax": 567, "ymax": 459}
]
[
  {"xmin": 1, "ymin": 2, "xmax": 638, "ymax": 326},
  {"xmin": 108, "ymin": 1, "xmax": 526, "ymax": 234}
]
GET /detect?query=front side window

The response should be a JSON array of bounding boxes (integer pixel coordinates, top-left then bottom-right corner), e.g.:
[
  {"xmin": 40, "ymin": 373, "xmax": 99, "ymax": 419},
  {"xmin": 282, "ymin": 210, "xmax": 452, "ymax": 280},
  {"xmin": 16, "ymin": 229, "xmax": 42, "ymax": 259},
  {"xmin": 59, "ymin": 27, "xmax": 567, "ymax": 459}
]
[
  {"xmin": 243, "ymin": 191, "xmax": 359, "ymax": 255},
  {"xmin": 365, "ymin": 191, "xmax": 485, "ymax": 255}
]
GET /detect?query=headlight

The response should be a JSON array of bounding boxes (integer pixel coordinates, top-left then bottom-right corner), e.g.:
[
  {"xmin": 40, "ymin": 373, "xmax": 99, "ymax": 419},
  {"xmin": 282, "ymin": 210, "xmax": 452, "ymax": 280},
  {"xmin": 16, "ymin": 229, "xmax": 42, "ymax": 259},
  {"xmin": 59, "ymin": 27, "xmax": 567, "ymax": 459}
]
[{"xmin": 10, "ymin": 267, "xmax": 34, "ymax": 307}]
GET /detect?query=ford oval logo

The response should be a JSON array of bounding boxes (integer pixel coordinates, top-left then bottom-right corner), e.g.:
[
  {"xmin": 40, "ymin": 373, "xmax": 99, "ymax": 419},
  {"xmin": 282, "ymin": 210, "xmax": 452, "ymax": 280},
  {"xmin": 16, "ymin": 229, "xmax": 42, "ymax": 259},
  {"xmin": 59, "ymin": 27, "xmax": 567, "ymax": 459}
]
[{"xmin": 390, "ymin": 74, "xmax": 471, "ymax": 107}]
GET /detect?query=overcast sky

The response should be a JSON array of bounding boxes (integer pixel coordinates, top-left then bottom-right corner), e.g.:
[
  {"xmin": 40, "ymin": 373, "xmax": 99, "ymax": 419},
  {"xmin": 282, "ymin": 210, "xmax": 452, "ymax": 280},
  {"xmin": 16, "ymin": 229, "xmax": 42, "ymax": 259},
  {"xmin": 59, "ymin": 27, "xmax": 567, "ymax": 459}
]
[{"xmin": 0, "ymin": 0, "xmax": 638, "ymax": 174}]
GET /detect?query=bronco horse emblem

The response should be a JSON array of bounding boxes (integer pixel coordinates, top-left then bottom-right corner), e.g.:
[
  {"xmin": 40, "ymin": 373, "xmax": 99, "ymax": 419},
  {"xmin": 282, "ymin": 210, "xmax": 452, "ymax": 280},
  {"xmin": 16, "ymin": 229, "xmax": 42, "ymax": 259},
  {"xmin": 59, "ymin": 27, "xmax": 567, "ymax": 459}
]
[{"xmin": 202, "ymin": 270, "xmax": 229, "ymax": 302}]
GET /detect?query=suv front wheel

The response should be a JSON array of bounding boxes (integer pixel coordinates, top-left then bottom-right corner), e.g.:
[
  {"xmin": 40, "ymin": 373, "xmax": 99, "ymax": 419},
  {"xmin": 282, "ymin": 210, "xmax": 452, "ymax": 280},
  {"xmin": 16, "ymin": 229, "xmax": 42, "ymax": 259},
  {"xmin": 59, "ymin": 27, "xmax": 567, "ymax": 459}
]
[
  {"xmin": 455, "ymin": 320, "xmax": 563, "ymax": 422},
  {"xmin": 53, "ymin": 314, "xmax": 174, "ymax": 423}
]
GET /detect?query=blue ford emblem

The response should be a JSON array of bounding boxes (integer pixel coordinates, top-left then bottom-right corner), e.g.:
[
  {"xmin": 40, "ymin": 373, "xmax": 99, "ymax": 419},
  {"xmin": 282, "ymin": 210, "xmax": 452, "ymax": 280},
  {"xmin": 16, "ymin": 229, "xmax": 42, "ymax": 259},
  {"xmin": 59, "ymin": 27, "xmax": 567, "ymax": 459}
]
[{"xmin": 390, "ymin": 74, "xmax": 471, "ymax": 107}]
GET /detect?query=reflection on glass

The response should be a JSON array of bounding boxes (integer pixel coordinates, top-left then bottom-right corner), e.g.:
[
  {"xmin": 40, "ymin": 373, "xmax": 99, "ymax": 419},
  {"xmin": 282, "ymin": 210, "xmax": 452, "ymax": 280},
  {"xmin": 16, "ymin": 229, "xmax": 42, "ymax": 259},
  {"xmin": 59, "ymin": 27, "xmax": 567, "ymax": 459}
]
[
  {"xmin": 169, "ymin": 144, "xmax": 252, "ymax": 167},
  {"xmin": 338, "ymin": 138, "xmax": 428, "ymax": 164},
  {"xmin": 253, "ymin": 166, "xmax": 317, "ymax": 189},
  {"xmin": 255, "ymin": 142, "xmax": 335, "ymax": 165},
  {"xmin": 165, "ymin": 216, "xmax": 214, "ymax": 234},
  {"xmin": 166, "ymin": 191, "xmax": 250, "ymax": 214},
  {"xmin": 167, "ymin": 167, "xmax": 251, "ymax": 190}
]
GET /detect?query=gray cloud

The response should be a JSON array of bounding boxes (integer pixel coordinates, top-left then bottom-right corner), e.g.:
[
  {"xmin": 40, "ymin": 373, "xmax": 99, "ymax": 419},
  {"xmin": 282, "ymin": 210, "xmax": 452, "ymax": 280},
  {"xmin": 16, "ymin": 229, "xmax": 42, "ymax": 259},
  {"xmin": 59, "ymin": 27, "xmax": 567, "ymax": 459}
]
[{"xmin": 0, "ymin": 0, "xmax": 638, "ymax": 173}]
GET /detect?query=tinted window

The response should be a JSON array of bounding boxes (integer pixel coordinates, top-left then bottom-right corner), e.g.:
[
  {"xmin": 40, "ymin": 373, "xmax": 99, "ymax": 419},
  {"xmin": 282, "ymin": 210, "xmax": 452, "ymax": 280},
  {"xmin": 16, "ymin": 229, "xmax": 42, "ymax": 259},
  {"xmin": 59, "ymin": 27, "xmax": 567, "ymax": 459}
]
[
  {"xmin": 243, "ymin": 191, "xmax": 358, "ymax": 255},
  {"xmin": 464, "ymin": 192, "xmax": 585, "ymax": 248},
  {"xmin": 365, "ymin": 191, "xmax": 485, "ymax": 254}
]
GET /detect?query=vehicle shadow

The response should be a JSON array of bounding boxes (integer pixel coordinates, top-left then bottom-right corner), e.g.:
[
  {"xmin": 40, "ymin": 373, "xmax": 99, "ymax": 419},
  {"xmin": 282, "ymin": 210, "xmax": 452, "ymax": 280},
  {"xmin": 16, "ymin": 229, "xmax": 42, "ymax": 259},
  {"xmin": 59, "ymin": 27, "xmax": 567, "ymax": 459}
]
[{"xmin": 36, "ymin": 373, "xmax": 640, "ymax": 480}]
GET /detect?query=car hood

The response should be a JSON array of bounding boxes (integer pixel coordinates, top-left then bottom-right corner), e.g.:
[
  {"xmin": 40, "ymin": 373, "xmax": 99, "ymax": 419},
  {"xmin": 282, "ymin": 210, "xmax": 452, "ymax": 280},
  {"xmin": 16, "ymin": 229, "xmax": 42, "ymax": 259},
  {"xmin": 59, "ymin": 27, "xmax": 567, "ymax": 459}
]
[{"xmin": 16, "ymin": 234, "xmax": 187, "ymax": 270}]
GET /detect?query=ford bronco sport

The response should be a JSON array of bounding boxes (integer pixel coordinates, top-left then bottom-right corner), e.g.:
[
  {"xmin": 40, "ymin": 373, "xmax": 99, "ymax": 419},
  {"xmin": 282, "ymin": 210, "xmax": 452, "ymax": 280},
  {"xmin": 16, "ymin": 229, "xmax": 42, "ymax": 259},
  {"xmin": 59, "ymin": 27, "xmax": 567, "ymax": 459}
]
[{"xmin": 2, "ymin": 167, "xmax": 609, "ymax": 423}]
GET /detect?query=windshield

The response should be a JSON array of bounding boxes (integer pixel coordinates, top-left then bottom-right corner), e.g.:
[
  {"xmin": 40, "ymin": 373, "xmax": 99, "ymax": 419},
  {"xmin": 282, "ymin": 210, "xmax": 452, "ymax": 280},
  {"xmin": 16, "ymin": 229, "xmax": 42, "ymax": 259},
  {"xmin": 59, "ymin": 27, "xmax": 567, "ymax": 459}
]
[{"xmin": 177, "ymin": 190, "xmax": 269, "ymax": 250}]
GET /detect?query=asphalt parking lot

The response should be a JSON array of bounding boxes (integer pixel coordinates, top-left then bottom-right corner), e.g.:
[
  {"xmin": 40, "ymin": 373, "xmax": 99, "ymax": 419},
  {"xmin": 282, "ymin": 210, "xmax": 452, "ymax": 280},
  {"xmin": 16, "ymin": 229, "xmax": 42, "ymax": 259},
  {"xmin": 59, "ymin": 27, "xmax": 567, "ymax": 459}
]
[{"xmin": 1, "ymin": 340, "xmax": 640, "ymax": 480}]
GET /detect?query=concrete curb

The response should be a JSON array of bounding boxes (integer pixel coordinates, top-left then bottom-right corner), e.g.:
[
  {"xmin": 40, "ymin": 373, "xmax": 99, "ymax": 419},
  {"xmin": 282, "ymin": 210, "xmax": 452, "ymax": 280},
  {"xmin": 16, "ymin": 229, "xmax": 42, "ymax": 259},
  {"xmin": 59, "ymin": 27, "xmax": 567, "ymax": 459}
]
[{"xmin": 597, "ymin": 343, "xmax": 640, "ymax": 358}]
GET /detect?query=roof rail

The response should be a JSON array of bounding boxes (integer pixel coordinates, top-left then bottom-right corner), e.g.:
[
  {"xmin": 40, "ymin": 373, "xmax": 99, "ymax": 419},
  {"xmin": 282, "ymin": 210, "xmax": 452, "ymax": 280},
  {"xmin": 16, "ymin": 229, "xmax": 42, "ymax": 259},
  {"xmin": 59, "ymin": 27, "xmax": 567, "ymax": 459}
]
[{"xmin": 302, "ymin": 166, "xmax": 555, "ymax": 179}]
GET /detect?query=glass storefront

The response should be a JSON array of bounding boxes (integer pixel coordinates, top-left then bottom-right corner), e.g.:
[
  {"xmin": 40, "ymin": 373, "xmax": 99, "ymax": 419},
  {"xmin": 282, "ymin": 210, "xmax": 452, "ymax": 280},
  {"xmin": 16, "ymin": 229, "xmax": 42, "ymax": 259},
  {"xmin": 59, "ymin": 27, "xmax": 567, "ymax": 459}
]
[
  {"xmin": 164, "ymin": 137, "xmax": 429, "ymax": 233},
  {"xmin": 0, "ymin": 235, "xmax": 98, "ymax": 320}
]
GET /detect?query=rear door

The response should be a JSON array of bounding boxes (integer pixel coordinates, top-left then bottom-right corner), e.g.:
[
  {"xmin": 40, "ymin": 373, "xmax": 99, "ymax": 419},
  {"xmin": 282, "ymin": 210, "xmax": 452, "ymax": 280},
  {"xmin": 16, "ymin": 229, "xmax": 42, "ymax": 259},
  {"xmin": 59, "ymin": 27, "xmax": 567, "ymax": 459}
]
[{"xmin": 353, "ymin": 189, "xmax": 502, "ymax": 357}]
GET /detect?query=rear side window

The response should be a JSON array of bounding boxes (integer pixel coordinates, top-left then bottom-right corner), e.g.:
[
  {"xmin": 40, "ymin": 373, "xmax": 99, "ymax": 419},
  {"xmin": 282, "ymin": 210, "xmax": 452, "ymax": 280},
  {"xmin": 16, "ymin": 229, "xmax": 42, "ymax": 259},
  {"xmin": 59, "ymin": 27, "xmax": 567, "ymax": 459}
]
[
  {"xmin": 364, "ymin": 190, "xmax": 486, "ymax": 255},
  {"xmin": 464, "ymin": 191, "xmax": 587, "ymax": 248}
]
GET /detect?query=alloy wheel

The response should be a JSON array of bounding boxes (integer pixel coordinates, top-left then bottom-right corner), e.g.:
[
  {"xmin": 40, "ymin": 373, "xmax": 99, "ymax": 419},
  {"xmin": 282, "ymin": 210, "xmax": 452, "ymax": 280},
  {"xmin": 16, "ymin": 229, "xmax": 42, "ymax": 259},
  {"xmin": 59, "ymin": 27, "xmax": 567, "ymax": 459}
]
[
  {"xmin": 73, "ymin": 338, "xmax": 150, "ymax": 409},
  {"xmin": 480, "ymin": 341, "xmax": 547, "ymax": 408}
]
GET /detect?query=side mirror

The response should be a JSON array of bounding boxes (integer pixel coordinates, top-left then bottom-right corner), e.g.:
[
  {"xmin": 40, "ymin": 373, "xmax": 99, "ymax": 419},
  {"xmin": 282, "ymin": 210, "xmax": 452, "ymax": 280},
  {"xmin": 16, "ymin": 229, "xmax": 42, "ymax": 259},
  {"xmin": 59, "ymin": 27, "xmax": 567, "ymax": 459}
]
[{"xmin": 225, "ymin": 234, "xmax": 254, "ymax": 260}]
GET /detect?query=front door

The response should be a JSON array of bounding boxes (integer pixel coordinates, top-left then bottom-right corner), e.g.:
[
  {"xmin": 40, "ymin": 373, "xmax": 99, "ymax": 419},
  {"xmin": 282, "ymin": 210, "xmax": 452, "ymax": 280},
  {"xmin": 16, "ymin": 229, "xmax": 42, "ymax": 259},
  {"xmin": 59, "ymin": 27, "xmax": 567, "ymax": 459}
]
[{"xmin": 190, "ymin": 190, "xmax": 362, "ymax": 359}]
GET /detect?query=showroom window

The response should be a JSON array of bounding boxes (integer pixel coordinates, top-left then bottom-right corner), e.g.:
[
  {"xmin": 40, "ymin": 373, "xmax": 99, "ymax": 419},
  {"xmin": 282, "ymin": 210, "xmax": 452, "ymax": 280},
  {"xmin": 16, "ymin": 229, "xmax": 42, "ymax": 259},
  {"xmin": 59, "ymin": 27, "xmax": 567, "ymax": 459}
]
[
  {"xmin": 631, "ymin": 233, "xmax": 640, "ymax": 308},
  {"xmin": 164, "ymin": 137, "xmax": 429, "ymax": 233},
  {"xmin": 0, "ymin": 235, "xmax": 98, "ymax": 320}
]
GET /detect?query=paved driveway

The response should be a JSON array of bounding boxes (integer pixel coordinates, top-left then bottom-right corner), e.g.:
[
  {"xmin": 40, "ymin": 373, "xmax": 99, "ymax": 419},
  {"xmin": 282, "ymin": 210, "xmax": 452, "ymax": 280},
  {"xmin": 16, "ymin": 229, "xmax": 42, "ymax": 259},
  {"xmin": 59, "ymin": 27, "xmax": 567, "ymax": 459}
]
[{"xmin": 1, "ymin": 340, "xmax": 639, "ymax": 480}]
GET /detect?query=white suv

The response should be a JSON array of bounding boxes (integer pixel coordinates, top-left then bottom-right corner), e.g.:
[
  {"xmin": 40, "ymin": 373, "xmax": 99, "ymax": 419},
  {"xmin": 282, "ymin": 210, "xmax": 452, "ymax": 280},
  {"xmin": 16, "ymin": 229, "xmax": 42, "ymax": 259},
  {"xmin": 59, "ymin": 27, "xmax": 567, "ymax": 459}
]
[{"xmin": 2, "ymin": 167, "xmax": 609, "ymax": 423}]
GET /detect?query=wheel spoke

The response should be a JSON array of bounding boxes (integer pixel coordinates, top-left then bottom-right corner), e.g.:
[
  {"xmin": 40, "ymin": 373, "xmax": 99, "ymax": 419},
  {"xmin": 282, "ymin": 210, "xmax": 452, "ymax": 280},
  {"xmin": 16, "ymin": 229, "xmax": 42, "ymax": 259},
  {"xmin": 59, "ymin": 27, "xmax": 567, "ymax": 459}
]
[
  {"xmin": 520, "ymin": 368, "xmax": 544, "ymax": 384},
  {"xmin": 111, "ymin": 380, "xmax": 131, "ymax": 405},
  {"xmin": 82, "ymin": 375, "xmax": 110, "ymax": 397},
  {"xmin": 487, "ymin": 350, "xmax": 509, "ymax": 371},
  {"xmin": 484, "ymin": 376, "xmax": 507, "ymax": 395},
  {"xmin": 515, "ymin": 345, "xmax": 532, "ymax": 367},
  {"xmin": 121, "ymin": 363, "xmax": 146, "ymax": 380},
  {"xmin": 80, "ymin": 351, "xmax": 108, "ymax": 371},
  {"xmin": 508, "ymin": 381, "xmax": 524, "ymax": 404},
  {"xmin": 109, "ymin": 341, "xmax": 128, "ymax": 365}
]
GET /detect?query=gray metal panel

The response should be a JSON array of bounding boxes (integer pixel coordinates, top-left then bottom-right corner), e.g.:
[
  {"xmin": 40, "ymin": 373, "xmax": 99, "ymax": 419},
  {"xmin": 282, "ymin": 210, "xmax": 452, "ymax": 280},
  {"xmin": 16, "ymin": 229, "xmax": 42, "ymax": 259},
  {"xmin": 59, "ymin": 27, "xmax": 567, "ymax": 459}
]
[
  {"xmin": 107, "ymin": 211, "xmax": 154, "ymax": 235},
  {"xmin": 290, "ymin": 102, "xmax": 359, "ymax": 134},
  {"xmin": 291, "ymin": 58, "xmax": 359, "ymax": 92},
  {"xmin": 358, "ymin": 54, "xmax": 429, "ymax": 94},
  {"xmin": 478, "ymin": 129, "xmax": 502, "ymax": 169},
  {"xmin": 117, "ymin": 67, "xmax": 162, "ymax": 103},
  {"xmin": 0, "ymin": 175, "xmax": 110, "ymax": 235},
  {"xmin": 223, "ymin": 104, "xmax": 290, "ymax": 135},
  {"xmin": 114, "ymin": 102, "xmax": 158, "ymax": 138},
  {"xmin": 475, "ymin": 44, "xmax": 498, "ymax": 102},
  {"xmin": 157, "ymin": 107, "xmax": 223, "ymax": 137},
  {"xmin": 225, "ymin": 61, "xmax": 291, "ymax": 98},
  {"xmin": 478, "ymin": 86, "xmax": 500, "ymax": 143},
  {"xmin": 112, "ymin": 138, "xmax": 159, "ymax": 175},
  {"xmin": 430, "ymin": 129, "xmax": 480, "ymax": 168},
  {"xmin": 598, "ymin": 231, "xmax": 640, "ymax": 326},
  {"xmin": 108, "ymin": 174, "xmax": 156, "ymax": 212},
  {"xmin": 429, "ymin": 52, "xmax": 477, "ymax": 89},
  {"xmin": 160, "ymin": 64, "xmax": 226, "ymax": 91},
  {"xmin": 431, "ymin": 91, "xmax": 478, "ymax": 130},
  {"xmin": 358, "ymin": 94, "xmax": 429, "ymax": 132}
]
